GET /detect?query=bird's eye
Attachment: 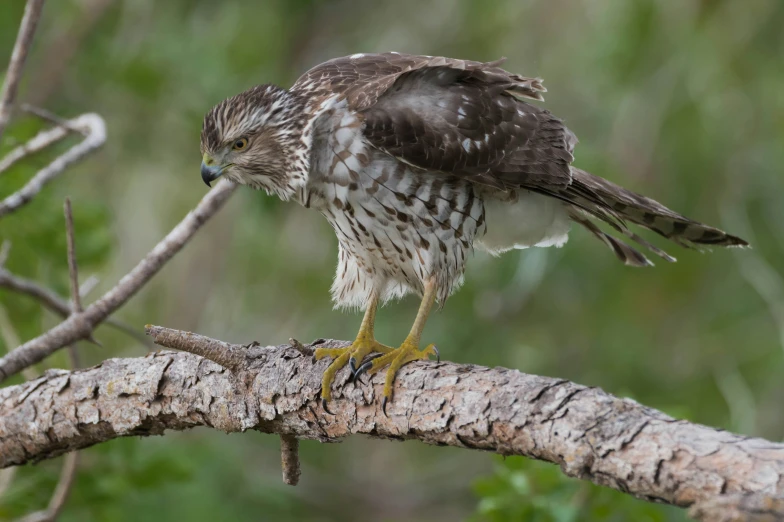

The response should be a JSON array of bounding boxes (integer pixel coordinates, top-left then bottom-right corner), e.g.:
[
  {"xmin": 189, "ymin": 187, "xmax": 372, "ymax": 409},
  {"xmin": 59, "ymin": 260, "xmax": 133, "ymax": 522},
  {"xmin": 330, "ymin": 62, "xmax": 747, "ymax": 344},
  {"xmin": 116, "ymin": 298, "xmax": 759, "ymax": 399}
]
[{"xmin": 232, "ymin": 138, "xmax": 248, "ymax": 151}]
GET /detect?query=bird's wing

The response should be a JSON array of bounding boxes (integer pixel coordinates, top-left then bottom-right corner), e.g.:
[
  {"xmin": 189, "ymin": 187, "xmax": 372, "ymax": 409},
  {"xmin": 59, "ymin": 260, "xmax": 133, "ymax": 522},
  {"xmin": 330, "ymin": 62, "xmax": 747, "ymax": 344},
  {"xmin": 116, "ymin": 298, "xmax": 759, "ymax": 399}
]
[
  {"xmin": 292, "ymin": 53, "xmax": 574, "ymax": 191},
  {"xmin": 292, "ymin": 54, "xmax": 748, "ymax": 262}
]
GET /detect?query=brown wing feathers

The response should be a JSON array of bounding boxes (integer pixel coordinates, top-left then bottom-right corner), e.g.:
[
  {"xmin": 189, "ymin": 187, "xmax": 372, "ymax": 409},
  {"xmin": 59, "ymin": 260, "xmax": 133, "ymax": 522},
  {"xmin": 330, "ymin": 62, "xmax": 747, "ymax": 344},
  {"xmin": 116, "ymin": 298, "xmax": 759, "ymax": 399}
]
[{"xmin": 360, "ymin": 64, "xmax": 574, "ymax": 190}]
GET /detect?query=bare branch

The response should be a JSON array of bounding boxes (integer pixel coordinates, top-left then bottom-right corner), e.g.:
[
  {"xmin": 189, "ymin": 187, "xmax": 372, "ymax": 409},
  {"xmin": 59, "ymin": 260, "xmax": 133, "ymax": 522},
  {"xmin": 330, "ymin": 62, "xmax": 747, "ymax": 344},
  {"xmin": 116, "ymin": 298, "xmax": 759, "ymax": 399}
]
[
  {"xmin": 0, "ymin": 466, "xmax": 15, "ymax": 501},
  {"xmin": 0, "ymin": 266, "xmax": 147, "ymax": 346},
  {"xmin": 280, "ymin": 435, "xmax": 301, "ymax": 486},
  {"xmin": 0, "ymin": 113, "xmax": 106, "ymax": 219},
  {"xmin": 23, "ymin": 0, "xmax": 112, "ymax": 108},
  {"xmin": 0, "ymin": 267, "xmax": 66, "ymax": 314},
  {"xmin": 15, "ymin": 453, "xmax": 79, "ymax": 522},
  {"xmin": 0, "ymin": 0, "xmax": 46, "ymax": 144},
  {"xmin": 0, "ymin": 304, "xmax": 37, "ymax": 380},
  {"xmin": 140, "ymin": 324, "xmax": 247, "ymax": 372},
  {"xmin": 48, "ymin": 451, "xmax": 78, "ymax": 519},
  {"xmin": 0, "ymin": 180, "xmax": 237, "ymax": 382},
  {"xmin": 2, "ymin": 328, "xmax": 782, "ymax": 517},
  {"xmin": 77, "ymin": 274, "xmax": 100, "ymax": 299},
  {"xmin": 63, "ymin": 198, "xmax": 82, "ymax": 314},
  {"xmin": 21, "ymin": 104, "xmax": 86, "ymax": 134},
  {"xmin": 0, "ymin": 123, "xmax": 70, "ymax": 176},
  {"xmin": 0, "ymin": 121, "xmax": 75, "ymax": 176},
  {"xmin": 0, "ymin": 241, "xmax": 10, "ymax": 268}
]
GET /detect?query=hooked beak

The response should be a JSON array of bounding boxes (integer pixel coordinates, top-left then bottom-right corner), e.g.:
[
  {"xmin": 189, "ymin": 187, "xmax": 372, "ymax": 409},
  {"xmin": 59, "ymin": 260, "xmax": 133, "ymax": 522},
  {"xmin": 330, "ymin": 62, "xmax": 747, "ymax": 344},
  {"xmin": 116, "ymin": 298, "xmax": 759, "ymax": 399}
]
[{"xmin": 201, "ymin": 153, "xmax": 224, "ymax": 187}]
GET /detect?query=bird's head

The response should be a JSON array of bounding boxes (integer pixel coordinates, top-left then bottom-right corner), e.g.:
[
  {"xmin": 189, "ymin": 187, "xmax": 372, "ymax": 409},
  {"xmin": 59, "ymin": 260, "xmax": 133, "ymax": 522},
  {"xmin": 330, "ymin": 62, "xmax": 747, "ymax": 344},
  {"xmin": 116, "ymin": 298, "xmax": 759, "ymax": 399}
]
[{"xmin": 200, "ymin": 84, "xmax": 307, "ymax": 200}]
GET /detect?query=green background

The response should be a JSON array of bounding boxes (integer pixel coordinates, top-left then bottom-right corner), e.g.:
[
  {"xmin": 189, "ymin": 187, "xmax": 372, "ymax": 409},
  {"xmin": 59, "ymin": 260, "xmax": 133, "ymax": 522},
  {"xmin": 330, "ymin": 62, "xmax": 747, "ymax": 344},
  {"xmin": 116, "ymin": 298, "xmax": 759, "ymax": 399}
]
[{"xmin": 1, "ymin": 0, "xmax": 782, "ymax": 520}]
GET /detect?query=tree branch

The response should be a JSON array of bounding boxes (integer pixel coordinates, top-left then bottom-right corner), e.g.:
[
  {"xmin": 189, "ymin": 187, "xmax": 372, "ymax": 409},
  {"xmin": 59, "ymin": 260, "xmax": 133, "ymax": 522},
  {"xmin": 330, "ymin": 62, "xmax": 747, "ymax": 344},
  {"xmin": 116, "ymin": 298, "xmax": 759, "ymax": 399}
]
[
  {"xmin": 63, "ymin": 198, "xmax": 82, "ymax": 314},
  {"xmin": 0, "ymin": 121, "xmax": 75, "ymax": 176},
  {"xmin": 280, "ymin": 434, "xmax": 301, "ymax": 486},
  {"xmin": 0, "ymin": 113, "xmax": 106, "ymax": 219},
  {"xmin": 0, "ymin": 181, "xmax": 237, "ymax": 382},
  {"xmin": 0, "ymin": 0, "xmax": 46, "ymax": 144},
  {"xmin": 15, "ymin": 452, "xmax": 79, "ymax": 522},
  {"xmin": 1, "ymin": 327, "xmax": 782, "ymax": 518},
  {"xmin": 0, "ymin": 264, "xmax": 148, "ymax": 346}
]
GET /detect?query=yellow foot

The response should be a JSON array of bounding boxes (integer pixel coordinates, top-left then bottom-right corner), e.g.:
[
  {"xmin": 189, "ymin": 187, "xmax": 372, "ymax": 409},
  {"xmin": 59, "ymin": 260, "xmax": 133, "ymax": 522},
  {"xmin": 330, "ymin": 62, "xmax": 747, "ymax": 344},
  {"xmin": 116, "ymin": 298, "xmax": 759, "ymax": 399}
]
[
  {"xmin": 314, "ymin": 336, "xmax": 394, "ymax": 412},
  {"xmin": 355, "ymin": 339, "xmax": 439, "ymax": 415}
]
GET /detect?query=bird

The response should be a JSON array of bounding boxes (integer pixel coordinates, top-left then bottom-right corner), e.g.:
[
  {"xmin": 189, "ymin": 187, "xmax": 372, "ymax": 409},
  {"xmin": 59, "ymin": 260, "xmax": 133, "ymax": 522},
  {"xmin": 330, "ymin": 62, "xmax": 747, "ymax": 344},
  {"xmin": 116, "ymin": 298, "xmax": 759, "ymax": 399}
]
[{"xmin": 199, "ymin": 52, "xmax": 747, "ymax": 413}]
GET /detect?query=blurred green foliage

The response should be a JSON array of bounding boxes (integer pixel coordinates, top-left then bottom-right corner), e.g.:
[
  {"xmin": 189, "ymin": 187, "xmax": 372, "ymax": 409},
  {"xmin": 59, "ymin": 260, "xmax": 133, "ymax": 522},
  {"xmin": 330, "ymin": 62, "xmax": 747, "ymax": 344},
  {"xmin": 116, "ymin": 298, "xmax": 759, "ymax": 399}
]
[
  {"xmin": 472, "ymin": 457, "xmax": 681, "ymax": 522},
  {"xmin": 1, "ymin": 0, "xmax": 782, "ymax": 521}
]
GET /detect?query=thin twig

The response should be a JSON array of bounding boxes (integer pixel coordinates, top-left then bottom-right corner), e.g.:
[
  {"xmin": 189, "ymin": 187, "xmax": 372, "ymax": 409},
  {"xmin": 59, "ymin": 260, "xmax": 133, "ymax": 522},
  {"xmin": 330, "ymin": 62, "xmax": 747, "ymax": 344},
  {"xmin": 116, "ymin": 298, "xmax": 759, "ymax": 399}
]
[
  {"xmin": 289, "ymin": 337, "xmax": 314, "ymax": 356},
  {"xmin": 77, "ymin": 274, "xmax": 99, "ymax": 298},
  {"xmin": 0, "ymin": 267, "xmax": 148, "ymax": 346},
  {"xmin": 0, "ymin": 180, "xmax": 237, "ymax": 382},
  {"xmin": 0, "ymin": 304, "xmax": 37, "ymax": 380},
  {"xmin": 0, "ymin": 113, "xmax": 106, "ymax": 219},
  {"xmin": 0, "ymin": 268, "xmax": 78, "ymax": 318},
  {"xmin": 37, "ymin": 453, "xmax": 78, "ymax": 522},
  {"xmin": 21, "ymin": 104, "xmax": 85, "ymax": 134},
  {"xmin": 0, "ymin": 241, "xmax": 10, "ymax": 268},
  {"xmin": 24, "ymin": 0, "xmax": 112, "ymax": 108},
  {"xmin": 0, "ymin": 0, "xmax": 46, "ymax": 144},
  {"xmin": 63, "ymin": 198, "xmax": 81, "ymax": 314},
  {"xmin": 0, "ymin": 122, "xmax": 73, "ymax": 176},
  {"xmin": 0, "ymin": 467, "xmax": 16, "ymax": 501},
  {"xmin": 280, "ymin": 435, "xmax": 301, "ymax": 486},
  {"xmin": 140, "ymin": 324, "xmax": 247, "ymax": 373}
]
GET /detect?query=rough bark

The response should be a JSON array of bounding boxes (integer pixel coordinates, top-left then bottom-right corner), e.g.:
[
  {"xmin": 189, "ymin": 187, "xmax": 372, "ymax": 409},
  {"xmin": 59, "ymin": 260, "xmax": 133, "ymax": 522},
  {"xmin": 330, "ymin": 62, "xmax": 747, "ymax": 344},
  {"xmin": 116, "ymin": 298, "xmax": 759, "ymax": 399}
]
[
  {"xmin": 1, "ymin": 327, "xmax": 782, "ymax": 517},
  {"xmin": 689, "ymin": 494, "xmax": 784, "ymax": 522}
]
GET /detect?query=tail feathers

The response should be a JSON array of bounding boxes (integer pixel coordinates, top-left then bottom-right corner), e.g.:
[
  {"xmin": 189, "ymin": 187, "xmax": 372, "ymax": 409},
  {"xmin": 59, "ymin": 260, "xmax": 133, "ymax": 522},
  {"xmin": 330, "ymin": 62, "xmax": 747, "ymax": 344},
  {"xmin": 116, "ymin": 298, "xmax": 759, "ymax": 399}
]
[
  {"xmin": 569, "ymin": 168, "xmax": 749, "ymax": 249},
  {"xmin": 568, "ymin": 210, "xmax": 654, "ymax": 267},
  {"xmin": 576, "ymin": 202, "xmax": 679, "ymax": 263},
  {"xmin": 547, "ymin": 168, "xmax": 748, "ymax": 267}
]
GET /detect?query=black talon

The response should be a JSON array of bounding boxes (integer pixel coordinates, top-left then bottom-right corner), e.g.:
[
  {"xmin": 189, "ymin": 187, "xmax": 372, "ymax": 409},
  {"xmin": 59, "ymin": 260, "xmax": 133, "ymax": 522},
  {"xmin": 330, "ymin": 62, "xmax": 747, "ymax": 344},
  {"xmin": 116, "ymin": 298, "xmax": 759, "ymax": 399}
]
[
  {"xmin": 382, "ymin": 396, "xmax": 389, "ymax": 416},
  {"xmin": 322, "ymin": 398, "xmax": 334, "ymax": 415},
  {"xmin": 432, "ymin": 345, "xmax": 440, "ymax": 363},
  {"xmin": 354, "ymin": 359, "xmax": 373, "ymax": 381},
  {"xmin": 349, "ymin": 357, "xmax": 361, "ymax": 383}
]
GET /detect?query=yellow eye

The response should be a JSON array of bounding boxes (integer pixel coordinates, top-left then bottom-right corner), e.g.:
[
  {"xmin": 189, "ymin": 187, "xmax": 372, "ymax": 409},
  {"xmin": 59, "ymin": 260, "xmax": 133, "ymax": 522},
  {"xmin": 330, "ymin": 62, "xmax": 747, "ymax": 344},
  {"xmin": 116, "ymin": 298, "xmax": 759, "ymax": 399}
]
[{"xmin": 232, "ymin": 138, "xmax": 248, "ymax": 151}]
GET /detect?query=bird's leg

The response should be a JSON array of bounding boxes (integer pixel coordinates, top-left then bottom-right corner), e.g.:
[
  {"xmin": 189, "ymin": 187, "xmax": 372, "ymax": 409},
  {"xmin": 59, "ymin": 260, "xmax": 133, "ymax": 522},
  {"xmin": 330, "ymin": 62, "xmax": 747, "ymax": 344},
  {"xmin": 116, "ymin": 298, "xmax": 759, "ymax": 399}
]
[
  {"xmin": 314, "ymin": 293, "xmax": 393, "ymax": 406},
  {"xmin": 356, "ymin": 279, "xmax": 439, "ymax": 412}
]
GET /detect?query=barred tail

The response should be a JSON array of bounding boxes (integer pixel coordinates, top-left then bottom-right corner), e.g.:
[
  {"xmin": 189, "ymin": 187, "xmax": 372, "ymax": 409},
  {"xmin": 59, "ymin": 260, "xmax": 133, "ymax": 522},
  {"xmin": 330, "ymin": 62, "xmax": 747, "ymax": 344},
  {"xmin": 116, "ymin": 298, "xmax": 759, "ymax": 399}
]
[
  {"xmin": 556, "ymin": 168, "xmax": 748, "ymax": 266},
  {"xmin": 567, "ymin": 209, "xmax": 653, "ymax": 267}
]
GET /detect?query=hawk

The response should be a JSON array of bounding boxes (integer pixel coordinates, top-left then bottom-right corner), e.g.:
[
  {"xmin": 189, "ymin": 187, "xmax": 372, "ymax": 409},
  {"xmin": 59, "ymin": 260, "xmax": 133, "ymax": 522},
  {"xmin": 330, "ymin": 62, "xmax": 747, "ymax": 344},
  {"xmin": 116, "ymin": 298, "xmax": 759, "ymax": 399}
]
[{"xmin": 200, "ymin": 53, "xmax": 747, "ymax": 412}]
